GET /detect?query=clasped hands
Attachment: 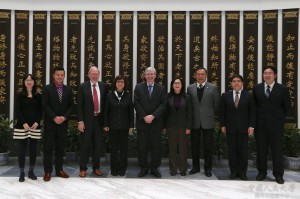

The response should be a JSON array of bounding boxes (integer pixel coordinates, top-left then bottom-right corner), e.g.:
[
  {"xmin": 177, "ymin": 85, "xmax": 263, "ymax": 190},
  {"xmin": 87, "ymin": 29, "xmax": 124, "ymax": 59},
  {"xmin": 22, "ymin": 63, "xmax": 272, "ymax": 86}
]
[{"xmin": 144, "ymin": 115, "xmax": 155, "ymax": 124}]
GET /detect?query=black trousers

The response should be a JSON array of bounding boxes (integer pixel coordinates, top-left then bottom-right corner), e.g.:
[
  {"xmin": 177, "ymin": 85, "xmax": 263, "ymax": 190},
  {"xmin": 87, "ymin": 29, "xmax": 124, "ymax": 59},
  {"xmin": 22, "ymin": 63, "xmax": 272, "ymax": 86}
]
[
  {"xmin": 79, "ymin": 116, "xmax": 103, "ymax": 171},
  {"xmin": 226, "ymin": 132, "xmax": 248, "ymax": 175},
  {"xmin": 167, "ymin": 128, "xmax": 187, "ymax": 173},
  {"xmin": 18, "ymin": 138, "xmax": 38, "ymax": 169},
  {"xmin": 43, "ymin": 123, "xmax": 67, "ymax": 173},
  {"xmin": 110, "ymin": 129, "xmax": 129, "ymax": 173},
  {"xmin": 255, "ymin": 128, "xmax": 284, "ymax": 177},
  {"xmin": 137, "ymin": 128, "xmax": 161, "ymax": 171},
  {"xmin": 191, "ymin": 128, "xmax": 214, "ymax": 170}
]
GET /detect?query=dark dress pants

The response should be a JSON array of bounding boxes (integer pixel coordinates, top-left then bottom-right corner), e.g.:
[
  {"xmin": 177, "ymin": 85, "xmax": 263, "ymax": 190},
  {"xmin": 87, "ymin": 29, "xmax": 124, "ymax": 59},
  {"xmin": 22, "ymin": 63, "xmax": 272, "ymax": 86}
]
[
  {"xmin": 255, "ymin": 128, "xmax": 284, "ymax": 177},
  {"xmin": 226, "ymin": 132, "xmax": 248, "ymax": 175},
  {"xmin": 191, "ymin": 128, "xmax": 214, "ymax": 170},
  {"xmin": 43, "ymin": 123, "xmax": 67, "ymax": 173},
  {"xmin": 137, "ymin": 127, "xmax": 161, "ymax": 171},
  {"xmin": 79, "ymin": 116, "xmax": 103, "ymax": 171},
  {"xmin": 167, "ymin": 128, "xmax": 187, "ymax": 173},
  {"xmin": 110, "ymin": 129, "xmax": 129, "ymax": 173}
]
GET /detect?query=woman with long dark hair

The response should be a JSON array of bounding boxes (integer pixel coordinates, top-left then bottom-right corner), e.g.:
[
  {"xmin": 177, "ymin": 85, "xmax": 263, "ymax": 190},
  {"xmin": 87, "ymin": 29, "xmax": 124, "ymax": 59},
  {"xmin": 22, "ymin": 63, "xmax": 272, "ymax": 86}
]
[
  {"xmin": 164, "ymin": 78, "xmax": 192, "ymax": 176},
  {"xmin": 14, "ymin": 74, "xmax": 42, "ymax": 182}
]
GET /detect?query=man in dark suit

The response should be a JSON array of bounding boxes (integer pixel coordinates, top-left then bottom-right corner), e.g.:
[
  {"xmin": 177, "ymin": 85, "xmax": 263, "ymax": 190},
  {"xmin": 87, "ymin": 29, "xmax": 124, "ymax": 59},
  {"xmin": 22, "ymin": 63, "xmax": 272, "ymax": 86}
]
[
  {"xmin": 253, "ymin": 66, "xmax": 291, "ymax": 184},
  {"xmin": 134, "ymin": 67, "xmax": 167, "ymax": 178},
  {"xmin": 187, "ymin": 67, "xmax": 220, "ymax": 177},
  {"xmin": 77, "ymin": 66, "xmax": 107, "ymax": 178},
  {"xmin": 220, "ymin": 74, "xmax": 256, "ymax": 180},
  {"xmin": 42, "ymin": 67, "xmax": 73, "ymax": 182}
]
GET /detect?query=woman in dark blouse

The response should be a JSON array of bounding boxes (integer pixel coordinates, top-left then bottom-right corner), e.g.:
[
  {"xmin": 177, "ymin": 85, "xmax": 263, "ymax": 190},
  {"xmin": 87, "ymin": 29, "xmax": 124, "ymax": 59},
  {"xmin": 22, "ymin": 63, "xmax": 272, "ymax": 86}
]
[
  {"xmin": 164, "ymin": 78, "xmax": 192, "ymax": 176},
  {"xmin": 14, "ymin": 74, "xmax": 42, "ymax": 182},
  {"xmin": 103, "ymin": 75, "xmax": 134, "ymax": 176}
]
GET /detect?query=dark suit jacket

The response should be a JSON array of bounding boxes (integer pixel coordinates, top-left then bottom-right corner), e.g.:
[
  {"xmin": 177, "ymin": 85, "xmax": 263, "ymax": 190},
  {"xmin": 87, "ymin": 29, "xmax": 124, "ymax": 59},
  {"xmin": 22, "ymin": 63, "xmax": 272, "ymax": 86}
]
[
  {"xmin": 134, "ymin": 82, "xmax": 167, "ymax": 130},
  {"xmin": 104, "ymin": 91, "xmax": 134, "ymax": 130},
  {"xmin": 164, "ymin": 94, "xmax": 192, "ymax": 130},
  {"xmin": 220, "ymin": 90, "xmax": 256, "ymax": 133},
  {"xmin": 77, "ymin": 81, "xmax": 107, "ymax": 129},
  {"xmin": 42, "ymin": 83, "xmax": 73, "ymax": 128},
  {"xmin": 253, "ymin": 83, "xmax": 290, "ymax": 132}
]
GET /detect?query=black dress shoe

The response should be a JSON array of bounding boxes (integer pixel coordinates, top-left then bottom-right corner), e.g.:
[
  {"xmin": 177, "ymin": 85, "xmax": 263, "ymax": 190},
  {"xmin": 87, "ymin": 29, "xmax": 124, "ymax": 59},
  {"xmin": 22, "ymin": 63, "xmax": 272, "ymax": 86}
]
[
  {"xmin": 275, "ymin": 176, "xmax": 284, "ymax": 184},
  {"xmin": 256, "ymin": 174, "xmax": 266, "ymax": 181},
  {"xmin": 180, "ymin": 171, "xmax": 186, "ymax": 176},
  {"xmin": 229, "ymin": 173, "xmax": 237, "ymax": 179},
  {"xmin": 170, "ymin": 171, "xmax": 177, "ymax": 176},
  {"xmin": 205, "ymin": 170, "xmax": 212, "ymax": 177},
  {"xmin": 239, "ymin": 174, "xmax": 248, "ymax": 181},
  {"xmin": 119, "ymin": 171, "xmax": 126, "ymax": 176},
  {"xmin": 19, "ymin": 172, "xmax": 25, "ymax": 182},
  {"xmin": 189, "ymin": 168, "xmax": 200, "ymax": 175},
  {"xmin": 111, "ymin": 171, "xmax": 118, "ymax": 176},
  {"xmin": 28, "ymin": 171, "xmax": 37, "ymax": 180},
  {"xmin": 138, "ymin": 169, "xmax": 148, "ymax": 177},
  {"xmin": 150, "ymin": 170, "xmax": 161, "ymax": 178}
]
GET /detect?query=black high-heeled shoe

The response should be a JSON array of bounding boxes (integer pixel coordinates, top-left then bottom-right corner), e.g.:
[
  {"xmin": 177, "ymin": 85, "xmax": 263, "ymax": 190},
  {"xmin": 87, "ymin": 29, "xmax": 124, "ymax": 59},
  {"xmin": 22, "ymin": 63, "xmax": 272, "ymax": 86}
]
[
  {"xmin": 19, "ymin": 172, "xmax": 25, "ymax": 182},
  {"xmin": 28, "ymin": 171, "xmax": 37, "ymax": 180}
]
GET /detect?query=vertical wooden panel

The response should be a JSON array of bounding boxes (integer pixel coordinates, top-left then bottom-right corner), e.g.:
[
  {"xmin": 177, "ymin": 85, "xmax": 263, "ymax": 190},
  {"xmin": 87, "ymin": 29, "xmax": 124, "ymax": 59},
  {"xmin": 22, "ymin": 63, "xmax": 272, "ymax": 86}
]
[
  {"xmin": 172, "ymin": 11, "xmax": 186, "ymax": 80},
  {"xmin": 207, "ymin": 11, "xmax": 222, "ymax": 91},
  {"xmin": 137, "ymin": 11, "xmax": 151, "ymax": 83},
  {"xmin": 102, "ymin": 11, "xmax": 116, "ymax": 91},
  {"xmin": 225, "ymin": 11, "xmax": 239, "ymax": 90},
  {"xmin": 0, "ymin": 10, "xmax": 11, "ymax": 116},
  {"xmin": 190, "ymin": 11, "xmax": 203, "ymax": 84},
  {"xmin": 67, "ymin": 11, "xmax": 81, "ymax": 115},
  {"xmin": 282, "ymin": 9, "xmax": 298, "ymax": 122},
  {"xmin": 14, "ymin": 11, "xmax": 29, "ymax": 96},
  {"xmin": 262, "ymin": 10, "xmax": 278, "ymax": 69},
  {"xmin": 243, "ymin": 11, "xmax": 258, "ymax": 91},
  {"xmin": 154, "ymin": 11, "xmax": 168, "ymax": 87},
  {"xmin": 120, "ymin": 11, "xmax": 133, "ymax": 92},
  {"xmin": 85, "ymin": 11, "xmax": 99, "ymax": 81},
  {"xmin": 50, "ymin": 11, "xmax": 64, "ymax": 78},
  {"xmin": 32, "ymin": 11, "xmax": 47, "ymax": 94}
]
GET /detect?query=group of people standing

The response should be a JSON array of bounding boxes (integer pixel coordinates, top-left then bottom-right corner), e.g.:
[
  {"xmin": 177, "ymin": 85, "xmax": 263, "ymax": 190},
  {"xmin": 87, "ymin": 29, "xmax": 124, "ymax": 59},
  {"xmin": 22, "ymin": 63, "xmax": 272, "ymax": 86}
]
[{"xmin": 14, "ymin": 65, "xmax": 290, "ymax": 185}]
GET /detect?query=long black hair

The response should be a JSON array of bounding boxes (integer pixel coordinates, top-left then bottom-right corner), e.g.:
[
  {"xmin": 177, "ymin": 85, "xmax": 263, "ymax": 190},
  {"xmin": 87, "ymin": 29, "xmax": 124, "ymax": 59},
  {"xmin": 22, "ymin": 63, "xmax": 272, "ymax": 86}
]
[
  {"xmin": 168, "ymin": 78, "xmax": 185, "ymax": 97},
  {"xmin": 21, "ymin": 74, "xmax": 37, "ymax": 96}
]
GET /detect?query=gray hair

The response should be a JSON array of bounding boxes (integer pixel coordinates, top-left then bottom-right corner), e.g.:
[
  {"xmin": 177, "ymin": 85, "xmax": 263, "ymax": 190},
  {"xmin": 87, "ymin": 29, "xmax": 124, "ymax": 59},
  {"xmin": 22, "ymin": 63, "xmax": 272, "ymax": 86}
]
[
  {"xmin": 88, "ymin": 66, "xmax": 100, "ymax": 76},
  {"xmin": 144, "ymin": 67, "xmax": 156, "ymax": 74}
]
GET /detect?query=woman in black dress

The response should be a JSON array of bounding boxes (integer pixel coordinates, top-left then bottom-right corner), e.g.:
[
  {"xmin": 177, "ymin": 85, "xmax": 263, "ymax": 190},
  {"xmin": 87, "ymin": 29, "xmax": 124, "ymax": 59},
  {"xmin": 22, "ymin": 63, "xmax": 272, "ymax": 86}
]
[
  {"xmin": 14, "ymin": 74, "xmax": 42, "ymax": 182},
  {"xmin": 103, "ymin": 75, "xmax": 134, "ymax": 176}
]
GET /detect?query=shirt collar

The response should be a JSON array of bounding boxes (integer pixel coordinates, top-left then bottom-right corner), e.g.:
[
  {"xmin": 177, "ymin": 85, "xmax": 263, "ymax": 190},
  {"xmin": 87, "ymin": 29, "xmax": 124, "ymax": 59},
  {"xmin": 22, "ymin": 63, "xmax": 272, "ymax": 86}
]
[
  {"xmin": 90, "ymin": 81, "xmax": 98, "ymax": 86},
  {"xmin": 264, "ymin": 81, "xmax": 275, "ymax": 89}
]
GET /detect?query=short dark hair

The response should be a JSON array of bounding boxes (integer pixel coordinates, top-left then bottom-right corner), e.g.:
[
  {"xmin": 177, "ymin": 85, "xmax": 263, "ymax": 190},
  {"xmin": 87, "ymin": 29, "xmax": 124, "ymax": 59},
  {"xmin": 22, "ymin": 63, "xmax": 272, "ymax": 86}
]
[
  {"xmin": 53, "ymin": 67, "xmax": 65, "ymax": 74},
  {"xmin": 112, "ymin": 75, "xmax": 127, "ymax": 91},
  {"xmin": 231, "ymin": 74, "xmax": 244, "ymax": 82},
  {"xmin": 263, "ymin": 66, "xmax": 277, "ymax": 74},
  {"xmin": 195, "ymin": 67, "xmax": 207, "ymax": 74},
  {"xmin": 169, "ymin": 78, "xmax": 185, "ymax": 96},
  {"xmin": 22, "ymin": 74, "xmax": 37, "ymax": 96}
]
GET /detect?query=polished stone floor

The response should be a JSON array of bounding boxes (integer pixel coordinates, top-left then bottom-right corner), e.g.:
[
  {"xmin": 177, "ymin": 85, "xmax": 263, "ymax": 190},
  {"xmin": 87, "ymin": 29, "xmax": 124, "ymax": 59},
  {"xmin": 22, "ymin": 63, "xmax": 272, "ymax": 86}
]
[{"xmin": 0, "ymin": 157, "xmax": 299, "ymax": 199}]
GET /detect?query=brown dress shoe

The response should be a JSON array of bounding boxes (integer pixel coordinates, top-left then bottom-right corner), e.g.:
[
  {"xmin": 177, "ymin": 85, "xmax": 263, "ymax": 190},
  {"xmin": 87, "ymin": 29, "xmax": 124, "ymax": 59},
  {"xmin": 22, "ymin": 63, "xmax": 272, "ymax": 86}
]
[
  {"xmin": 79, "ymin": 170, "xmax": 87, "ymax": 178},
  {"xmin": 56, "ymin": 170, "xmax": 69, "ymax": 178},
  {"xmin": 43, "ymin": 172, "xmax": 51, "ymax": 182},
  {"xmin": 93, "ymin": 169, "xmax": 103, "ymax": 176}
]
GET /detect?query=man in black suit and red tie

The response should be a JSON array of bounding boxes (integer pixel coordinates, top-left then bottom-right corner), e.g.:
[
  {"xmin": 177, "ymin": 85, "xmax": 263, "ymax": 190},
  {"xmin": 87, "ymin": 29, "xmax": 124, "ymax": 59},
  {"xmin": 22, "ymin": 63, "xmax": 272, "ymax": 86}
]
[
  {"xmin": 77, "ymin": 66, "xmax": 107, "ymax": 178},
  {"xmin": 42, "ymin": 67, "xmax": 73, "ymax": 182},
  {"xmin": 134, "ymin": 67, "xmax": 167, "ymax": 178},
  {"xmin": 253, "ymin": 66, "xmax": 291, "ymax": 184},
  {"xmin": 220, "ymin": 74, "xmax": 256, "ymax": 181}
]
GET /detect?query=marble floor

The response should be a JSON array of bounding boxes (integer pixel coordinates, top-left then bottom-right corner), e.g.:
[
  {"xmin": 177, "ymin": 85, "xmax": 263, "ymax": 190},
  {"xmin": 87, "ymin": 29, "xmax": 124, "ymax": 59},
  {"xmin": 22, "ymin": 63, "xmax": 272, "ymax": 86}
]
[{"xmin": 0, "ymin": 157, "xmax": 299, "ymax": 199}]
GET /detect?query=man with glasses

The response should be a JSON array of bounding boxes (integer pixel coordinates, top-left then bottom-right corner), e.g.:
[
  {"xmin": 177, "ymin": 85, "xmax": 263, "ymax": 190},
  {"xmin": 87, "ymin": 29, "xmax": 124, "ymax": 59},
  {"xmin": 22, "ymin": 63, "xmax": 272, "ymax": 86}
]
[{"xmin": 253, "ymin": 66, "xmax": 291, "ymax": 184}]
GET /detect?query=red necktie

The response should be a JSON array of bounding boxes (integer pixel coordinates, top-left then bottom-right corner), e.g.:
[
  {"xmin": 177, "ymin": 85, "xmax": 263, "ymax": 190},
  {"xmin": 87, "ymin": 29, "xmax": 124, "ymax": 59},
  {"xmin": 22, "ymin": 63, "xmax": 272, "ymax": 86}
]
[{"xmin": 93, "ymin": 84, "xmax": 99, "ymax": 113}]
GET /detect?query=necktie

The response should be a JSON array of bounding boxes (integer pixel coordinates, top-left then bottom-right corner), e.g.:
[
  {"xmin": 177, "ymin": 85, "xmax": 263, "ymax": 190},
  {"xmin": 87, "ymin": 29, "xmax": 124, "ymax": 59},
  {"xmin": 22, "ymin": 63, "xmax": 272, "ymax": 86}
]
[
  {"xmin": 234, "ymin": 91, "xmax": 239, "ymax": 108},
  {"xmin": 266, "ymin": 85, "xmax": 271, "ymax": 98},
  {"xmin": 148, "ymin": 85, "xmax": 153, "ymax": 98},
  {"xmin": 93, "ymin": 84, "xmax": 99, "ymax": 113},
  {"xmin": 57, "ymin": 86, "xmax": 62, "ymax": 103}
]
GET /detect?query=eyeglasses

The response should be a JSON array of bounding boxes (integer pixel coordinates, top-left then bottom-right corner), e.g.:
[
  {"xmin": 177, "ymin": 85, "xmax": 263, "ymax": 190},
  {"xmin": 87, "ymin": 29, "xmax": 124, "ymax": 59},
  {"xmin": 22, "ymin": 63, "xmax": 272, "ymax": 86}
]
[
  {"xmin": 263, "ymin": 72, "xmax": 274, "ymax": 76},
  {"xmin": 25, "ymin": 79, "xmax": 33, "ymax": 82},
  {"xmin": 173, "ymin": 82, "xmax": 182, "ymax": 85}
]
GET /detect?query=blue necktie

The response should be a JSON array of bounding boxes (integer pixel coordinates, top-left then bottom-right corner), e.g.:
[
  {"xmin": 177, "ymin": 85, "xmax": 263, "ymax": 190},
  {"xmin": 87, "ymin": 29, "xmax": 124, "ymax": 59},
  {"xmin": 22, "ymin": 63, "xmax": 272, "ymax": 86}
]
[
  {"xmin": 148, "ymin": 85, "xmax": 153, "ymax": 98},
  {"xmin": 266, "ymin": 85, "xmax": 271, "ymax": 98}
]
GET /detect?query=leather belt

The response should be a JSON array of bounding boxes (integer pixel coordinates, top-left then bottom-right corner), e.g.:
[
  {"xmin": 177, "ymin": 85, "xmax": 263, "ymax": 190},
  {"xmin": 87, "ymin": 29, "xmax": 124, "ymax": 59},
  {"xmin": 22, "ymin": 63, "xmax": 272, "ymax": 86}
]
[{"xmin": 94, "ymin": 113, "xmax": 100, "ymax": 117}]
